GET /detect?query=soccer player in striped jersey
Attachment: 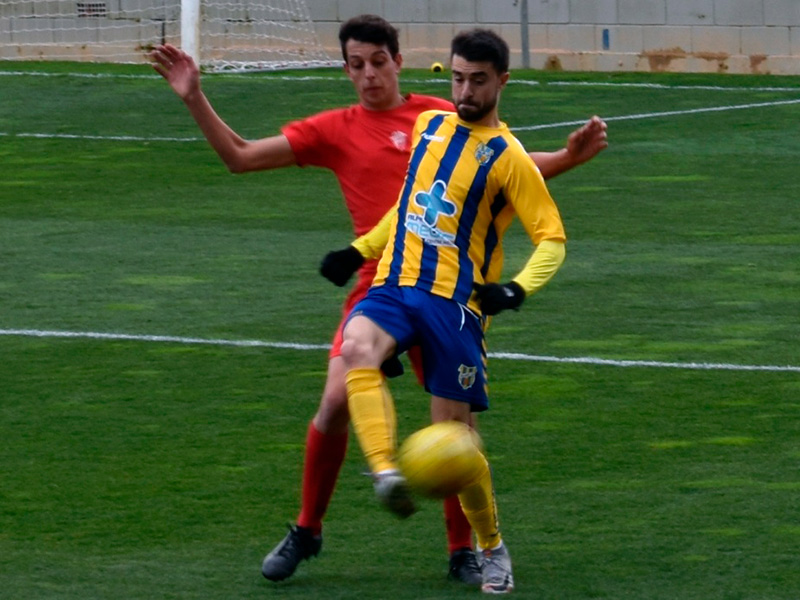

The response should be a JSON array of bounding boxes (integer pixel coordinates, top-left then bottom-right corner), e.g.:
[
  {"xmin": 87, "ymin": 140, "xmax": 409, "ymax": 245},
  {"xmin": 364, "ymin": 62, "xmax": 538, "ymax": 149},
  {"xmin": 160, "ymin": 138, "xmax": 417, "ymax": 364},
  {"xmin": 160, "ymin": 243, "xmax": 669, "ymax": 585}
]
[
  {"xmin": 151, "ymin": 14, "xmax": 606, "ymax": 586},
  {"xmin": 337, "ymin": 28, "xmax": 565, "ymax": 594}
]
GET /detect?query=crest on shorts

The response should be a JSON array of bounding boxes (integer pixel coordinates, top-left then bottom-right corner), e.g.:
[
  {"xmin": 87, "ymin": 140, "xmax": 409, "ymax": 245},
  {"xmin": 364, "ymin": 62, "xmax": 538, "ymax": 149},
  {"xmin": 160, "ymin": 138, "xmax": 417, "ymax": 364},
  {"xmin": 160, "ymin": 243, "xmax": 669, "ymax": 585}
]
[
  {"xmin": 474, "ymin": 142, "xmax": 494, "ymax": 166},
  {"xmin": 458, "ymin": 364, "xmax": 477, "ymax": 390}
]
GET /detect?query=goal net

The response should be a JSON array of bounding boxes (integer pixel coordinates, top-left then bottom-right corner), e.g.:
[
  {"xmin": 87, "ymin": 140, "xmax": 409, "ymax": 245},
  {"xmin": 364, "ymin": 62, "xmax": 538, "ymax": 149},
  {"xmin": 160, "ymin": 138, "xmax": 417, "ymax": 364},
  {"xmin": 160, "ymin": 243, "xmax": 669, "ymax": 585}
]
[{"xmin": 0, "ymin": 0, "xmax": 338, "ymax": 71}]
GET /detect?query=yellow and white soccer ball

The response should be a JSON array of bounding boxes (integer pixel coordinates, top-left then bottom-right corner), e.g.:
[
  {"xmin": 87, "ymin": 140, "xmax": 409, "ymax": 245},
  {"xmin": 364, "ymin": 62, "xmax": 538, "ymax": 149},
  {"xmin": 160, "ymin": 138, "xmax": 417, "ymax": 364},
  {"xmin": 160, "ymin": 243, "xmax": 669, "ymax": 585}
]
[
  {"xmin": 397, "ymin": 421, "xmax": 485, "ymax": 498},
  {"xmin": 430, "ymin": 61, "xmax": 445, "ymax": 73}
]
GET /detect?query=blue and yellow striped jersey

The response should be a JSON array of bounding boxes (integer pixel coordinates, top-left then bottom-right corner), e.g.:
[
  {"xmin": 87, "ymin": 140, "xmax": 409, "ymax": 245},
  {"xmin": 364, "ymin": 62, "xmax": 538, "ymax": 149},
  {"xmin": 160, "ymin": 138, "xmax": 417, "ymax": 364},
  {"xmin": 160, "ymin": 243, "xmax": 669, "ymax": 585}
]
[{"xmin": 373, "ymin": 110, "xmax": 566, "ymax": 314}]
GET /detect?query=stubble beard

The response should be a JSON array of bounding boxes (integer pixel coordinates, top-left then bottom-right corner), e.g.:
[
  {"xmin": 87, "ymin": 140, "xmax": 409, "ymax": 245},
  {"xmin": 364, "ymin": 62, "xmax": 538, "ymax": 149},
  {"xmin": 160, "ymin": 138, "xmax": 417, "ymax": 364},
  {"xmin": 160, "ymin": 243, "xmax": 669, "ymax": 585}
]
[{"xmin": 455, "ymin": 97, "xmax": 497, "ymax": 123}]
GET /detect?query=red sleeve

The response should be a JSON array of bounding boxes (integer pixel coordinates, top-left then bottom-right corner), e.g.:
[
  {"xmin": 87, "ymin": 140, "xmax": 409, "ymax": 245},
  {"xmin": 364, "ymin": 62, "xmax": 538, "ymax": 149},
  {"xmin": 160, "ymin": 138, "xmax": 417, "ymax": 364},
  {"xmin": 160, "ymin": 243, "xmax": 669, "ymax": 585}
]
[{"xmin": 281, "ymin": 109, "xmax": 345, "ymax": 168}]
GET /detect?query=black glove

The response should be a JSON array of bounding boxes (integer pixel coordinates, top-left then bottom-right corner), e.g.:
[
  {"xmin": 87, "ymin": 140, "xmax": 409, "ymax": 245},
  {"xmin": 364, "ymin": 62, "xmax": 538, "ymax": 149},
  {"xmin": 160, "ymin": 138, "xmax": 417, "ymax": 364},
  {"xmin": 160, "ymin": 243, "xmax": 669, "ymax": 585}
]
[
  {"xmin": 320, "ymin": 246, "xmax": 365, "ymax": 287},
  {"xmin": 380, "ymin": 354, "xmax": 405, "ymax": 379},
  {"xmin": 472, "ymin": 281, "xmax": 525, "ymax": 316}
]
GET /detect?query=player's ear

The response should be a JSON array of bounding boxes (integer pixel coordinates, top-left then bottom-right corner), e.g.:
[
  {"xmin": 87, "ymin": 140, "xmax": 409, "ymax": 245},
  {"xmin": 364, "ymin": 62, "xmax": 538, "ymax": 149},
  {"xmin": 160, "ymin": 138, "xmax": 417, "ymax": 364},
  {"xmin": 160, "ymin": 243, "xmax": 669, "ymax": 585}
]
[
  {"xmin": 394, "ymin": 52, "xmax": 403, "ymax": 72},
  {"xmin": 498, "ymin": 71, "xmax": 509, "ymax": 89}
]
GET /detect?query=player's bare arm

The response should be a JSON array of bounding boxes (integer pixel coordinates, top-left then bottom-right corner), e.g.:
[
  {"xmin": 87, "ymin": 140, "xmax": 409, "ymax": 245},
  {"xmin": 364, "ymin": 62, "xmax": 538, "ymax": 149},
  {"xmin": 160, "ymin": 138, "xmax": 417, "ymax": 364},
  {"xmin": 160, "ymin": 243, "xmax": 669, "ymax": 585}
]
[
  {"xmin": 529, "ymin": 115, "xmax": 608, "ymax": 179},
  {"xmin": 151, "ymin": 43, "xmax": 297, "ymax": 173}
]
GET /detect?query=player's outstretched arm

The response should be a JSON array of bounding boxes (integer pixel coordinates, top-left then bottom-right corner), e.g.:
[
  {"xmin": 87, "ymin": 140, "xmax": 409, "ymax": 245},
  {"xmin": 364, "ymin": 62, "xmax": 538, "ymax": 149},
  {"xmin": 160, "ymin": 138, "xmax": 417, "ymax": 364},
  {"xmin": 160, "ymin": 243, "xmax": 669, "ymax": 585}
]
[
  {"xmin": 530, "ymin": 116, "xmax": 608, "ymax": 180},
  {"xmin": 150, "ymin": 43, "xmax": 297, "ymax": 173}
]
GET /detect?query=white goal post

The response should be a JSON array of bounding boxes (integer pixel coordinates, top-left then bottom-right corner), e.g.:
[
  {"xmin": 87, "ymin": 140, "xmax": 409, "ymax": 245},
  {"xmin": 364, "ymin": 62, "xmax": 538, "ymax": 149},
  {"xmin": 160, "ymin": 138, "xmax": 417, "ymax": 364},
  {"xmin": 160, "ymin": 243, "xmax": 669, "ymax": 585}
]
[{"xmin": 0, "ymin": 0, "xmax": 338, "ymax": 71}]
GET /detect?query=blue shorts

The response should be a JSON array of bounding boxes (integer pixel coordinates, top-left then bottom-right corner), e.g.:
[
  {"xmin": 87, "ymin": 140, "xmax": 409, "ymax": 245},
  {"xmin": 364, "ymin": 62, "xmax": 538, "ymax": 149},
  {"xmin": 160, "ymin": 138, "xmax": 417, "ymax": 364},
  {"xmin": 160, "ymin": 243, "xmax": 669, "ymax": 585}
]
[{"xmin": 348, "ymin": 285, "xmax": 489, "ymax": 412}]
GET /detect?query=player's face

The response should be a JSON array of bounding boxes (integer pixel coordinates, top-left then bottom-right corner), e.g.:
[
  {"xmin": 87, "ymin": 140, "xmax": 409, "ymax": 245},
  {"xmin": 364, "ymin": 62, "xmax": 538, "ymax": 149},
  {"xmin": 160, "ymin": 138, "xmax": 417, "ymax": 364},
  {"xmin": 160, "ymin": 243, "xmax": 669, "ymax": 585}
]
[
  {"xmin": 450, "ymin": 54, "xmax": 508, "ymax": 126},
  {"xmin": 343, "ymin": 40, "xmax": 403, "ymax": 111}
]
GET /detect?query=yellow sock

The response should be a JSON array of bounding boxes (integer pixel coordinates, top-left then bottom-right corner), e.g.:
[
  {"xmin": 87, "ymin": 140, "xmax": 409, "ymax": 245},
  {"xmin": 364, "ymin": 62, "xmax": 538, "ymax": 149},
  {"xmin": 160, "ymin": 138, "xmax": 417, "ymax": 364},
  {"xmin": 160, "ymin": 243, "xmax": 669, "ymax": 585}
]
[
  {"xmin": 345, "ymin": 367, "xmax": 397, "ymax": 473},
  {"xmin": 458, "ymin": 453, "xmax": 502, "ymax": 550}
]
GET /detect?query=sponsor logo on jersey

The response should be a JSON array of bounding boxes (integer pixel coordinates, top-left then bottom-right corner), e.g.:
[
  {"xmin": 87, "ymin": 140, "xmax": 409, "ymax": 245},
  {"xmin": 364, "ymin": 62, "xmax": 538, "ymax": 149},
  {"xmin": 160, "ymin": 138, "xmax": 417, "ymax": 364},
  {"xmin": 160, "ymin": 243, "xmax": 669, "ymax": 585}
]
[
  {"xmin": 458, "ymin": 364, "xmax": 477, "ymax": 390},
  {"xmin": 407, "ymin": 180, "xmax": 457, "ymax": 247},
  {"xmin": 421, "ymin": 132, "xmax": 445, "ymax": 142}
]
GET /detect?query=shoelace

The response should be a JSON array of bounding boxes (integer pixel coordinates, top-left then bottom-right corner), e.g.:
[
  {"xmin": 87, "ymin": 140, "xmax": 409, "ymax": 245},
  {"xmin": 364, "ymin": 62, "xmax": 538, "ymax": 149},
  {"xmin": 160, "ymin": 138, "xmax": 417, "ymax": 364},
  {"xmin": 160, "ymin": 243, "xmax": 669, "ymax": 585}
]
[{"xmin": 481, "ymin": 552, "xmax": 510, "ymax": 579}]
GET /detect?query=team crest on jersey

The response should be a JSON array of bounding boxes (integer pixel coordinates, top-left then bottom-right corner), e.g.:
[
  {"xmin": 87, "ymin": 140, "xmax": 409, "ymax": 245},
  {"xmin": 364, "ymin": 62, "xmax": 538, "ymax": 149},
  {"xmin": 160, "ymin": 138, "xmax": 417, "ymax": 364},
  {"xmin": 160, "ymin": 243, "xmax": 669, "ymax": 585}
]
[
  {"xmin": 390, "ymin": 130, "xmax": 409, "ymax": 151},
  {"xmin": 458, "ymin": 364, "xmax": 478, "ymax": 390},
  {"xmin": 475, "ymin": 142, "xmax": 494, "ymax": 166},
  {"xmin": 406, "ymin": 180, "xmax": 457, "ymax": 247}
]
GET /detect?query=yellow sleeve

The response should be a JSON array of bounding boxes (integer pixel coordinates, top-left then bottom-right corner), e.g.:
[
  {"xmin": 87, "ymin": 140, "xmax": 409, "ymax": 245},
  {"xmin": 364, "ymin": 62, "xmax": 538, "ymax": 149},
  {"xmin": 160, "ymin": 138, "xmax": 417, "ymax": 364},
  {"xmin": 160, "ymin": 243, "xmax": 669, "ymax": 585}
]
[
  {"xmin": 351, "ymin": 205, "xmax": 396, "ymax": 260},
  {"xmin": 501, "ymin": 139, "xmax": 567, "ymax": 295},
  {"xmin": 511, "ymin": 240, "xmax": 566, "ymax": 296}
]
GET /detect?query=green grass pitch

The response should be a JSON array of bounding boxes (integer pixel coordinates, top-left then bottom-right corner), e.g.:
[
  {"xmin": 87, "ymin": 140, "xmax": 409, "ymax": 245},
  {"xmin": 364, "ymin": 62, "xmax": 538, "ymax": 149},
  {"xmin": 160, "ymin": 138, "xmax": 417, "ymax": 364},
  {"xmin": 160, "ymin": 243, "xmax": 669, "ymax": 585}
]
[{"xmin": 1, "ymin": 62, "xmax": 799, "ymax": 599}]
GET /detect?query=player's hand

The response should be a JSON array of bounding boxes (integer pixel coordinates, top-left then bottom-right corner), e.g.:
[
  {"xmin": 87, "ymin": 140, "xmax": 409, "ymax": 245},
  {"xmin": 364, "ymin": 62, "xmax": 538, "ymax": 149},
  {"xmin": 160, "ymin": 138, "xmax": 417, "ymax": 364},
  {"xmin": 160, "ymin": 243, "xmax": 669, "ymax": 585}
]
[
  {"xmin": 320, "ymin": 246, "xmax": 365, "ymax": 287},
  {"xmin": 566, "ymin": 115, "xmax": 608, "ymax": 166},
  {"xmin": 472, "ymin": 281, "xmax": 525, "ymax": 316},
  {"xmin": 150, "ymin": 43, "xmax": 201, "ymax": 101}
]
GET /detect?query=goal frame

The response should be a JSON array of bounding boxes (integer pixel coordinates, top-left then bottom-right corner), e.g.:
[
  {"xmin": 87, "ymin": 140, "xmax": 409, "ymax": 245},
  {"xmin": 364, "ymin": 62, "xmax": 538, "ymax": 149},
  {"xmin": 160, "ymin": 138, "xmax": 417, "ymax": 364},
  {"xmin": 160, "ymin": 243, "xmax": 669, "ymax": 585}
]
[{"xmin": 0, "ymin": 0, "xmax": 340, "ymax": 72}]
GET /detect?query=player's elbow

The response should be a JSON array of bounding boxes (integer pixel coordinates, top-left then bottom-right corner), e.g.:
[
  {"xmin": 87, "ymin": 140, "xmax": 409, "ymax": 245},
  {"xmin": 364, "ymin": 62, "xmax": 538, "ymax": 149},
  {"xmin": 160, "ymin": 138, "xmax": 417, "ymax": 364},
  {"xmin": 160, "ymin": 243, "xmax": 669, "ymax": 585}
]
[
  {"xmin": 224, "ymin": 148, "xmax": 294, "ymax": 173},
  {"xmin": 221, "ymin": 151, "xmax": 253, "ymax": 174},
  {"xmin": 220, "ymin": 140, "xmax": 262, "ymax": 173},
  {"xmin": 225, "ymin": 159, "xmax": 249, "ymax": 174}
]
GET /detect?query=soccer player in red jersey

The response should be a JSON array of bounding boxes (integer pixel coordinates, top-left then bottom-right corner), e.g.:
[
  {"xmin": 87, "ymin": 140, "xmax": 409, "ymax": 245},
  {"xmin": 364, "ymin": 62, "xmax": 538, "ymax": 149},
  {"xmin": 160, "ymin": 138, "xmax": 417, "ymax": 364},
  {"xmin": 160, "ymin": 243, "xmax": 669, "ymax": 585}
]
[{"xmin": 151, "ymin": 14, "xmax": 607, "ymax": 586}]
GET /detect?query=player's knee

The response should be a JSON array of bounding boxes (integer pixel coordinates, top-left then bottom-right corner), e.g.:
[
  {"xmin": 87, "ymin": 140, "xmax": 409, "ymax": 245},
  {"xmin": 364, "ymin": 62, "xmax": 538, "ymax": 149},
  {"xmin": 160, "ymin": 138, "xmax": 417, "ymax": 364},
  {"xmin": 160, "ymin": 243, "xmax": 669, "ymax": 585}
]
[
  {"xmin": 339, "ymin": 337, "xmax": 362, "ymax": 367},
  {"xmin": 340, "ymin": 337, "xmax": 378, "ymax": 369}
]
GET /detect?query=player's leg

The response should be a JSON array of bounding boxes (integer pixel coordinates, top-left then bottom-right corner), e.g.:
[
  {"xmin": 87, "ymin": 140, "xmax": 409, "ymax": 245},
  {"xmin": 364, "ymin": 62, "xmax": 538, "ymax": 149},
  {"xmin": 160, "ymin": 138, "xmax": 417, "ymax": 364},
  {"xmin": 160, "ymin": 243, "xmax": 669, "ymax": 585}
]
[
  {"xmin": 409, "ymin": 341, "xmax": 479, "ymax": 582},
  {"xmin": 456, "ymin": 450, "xmax": 513, "ymax": 594},
  {"xmin": 420, "ymin": 296, "xmax": 512, "ymax": 593},
  {"xmin": 261, "ymin": 355, "xmax": 350, "ymax": 581},
  {"xmin": 431, "ymin": 396, "xmax": 511, "ymax": 593},
  {"xmin": 426, "ymin": 397, "xmax": 483, "ymax": 585},
  {"xmin": 341, "ymin": 288, "xmax": 418, "ymax": 517},
  {"xmin": 341, "ymin": 313, "xmax": 399, "ymax": 474},
  {"xmin": 262, "ymin": 275, "xmax": 376, "ymax": 581},
  {"xmin": 428, "ymin": 398, "xmax": 481, "ymax": 585},
  {"xmin": 409, "ymin": 344, "xmax": 476, "ymax": 565},
  {"xmin": 300, "ymin": 355, "xmax": 351, "ymax": 526}
]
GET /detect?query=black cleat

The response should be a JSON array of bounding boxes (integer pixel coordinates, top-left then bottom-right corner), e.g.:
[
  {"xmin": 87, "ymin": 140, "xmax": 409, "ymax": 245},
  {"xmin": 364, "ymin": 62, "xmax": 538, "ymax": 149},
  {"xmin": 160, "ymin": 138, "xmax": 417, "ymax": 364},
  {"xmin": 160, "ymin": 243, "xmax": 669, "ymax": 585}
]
[
  {"xmin": 448, "ymin": 547, "xmax": 483, "ymax": 586},
  {"xmin": 261, "ymin": 524, "xmax": 322, "ymax": 581}
]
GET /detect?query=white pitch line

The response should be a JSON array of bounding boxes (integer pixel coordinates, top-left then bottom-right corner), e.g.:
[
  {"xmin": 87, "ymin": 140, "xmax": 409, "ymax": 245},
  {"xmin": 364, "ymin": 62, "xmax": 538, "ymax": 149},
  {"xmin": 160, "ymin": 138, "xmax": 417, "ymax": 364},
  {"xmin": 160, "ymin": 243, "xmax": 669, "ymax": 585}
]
[
  {"xmin": 2, "ymin": 328, "xmax": 798, "ymax": 373},
  {"xmin": 5, "ymin": 96, "xmax": 799, "ymax": 142},
  {"xmin": 511, "ymin": 97, "xmax": 800, "ymax": 131},
  {"xmin": 0, "ymin": 328, "xmax": 329, "ymax": 351},
  {"xmin": 544, "ymin": 80, "xmax": 800, "ymax": 93},
  {"xmin": 4, "ymin": 70, "xmax": 800, "ymax": 94},
  {"xmin": 490, "ymin": 352, "xmax": 800, "ymax": 373},
  {"xmin": 0, "ymin": 131, "xmax": 203, "ymax": 143}
]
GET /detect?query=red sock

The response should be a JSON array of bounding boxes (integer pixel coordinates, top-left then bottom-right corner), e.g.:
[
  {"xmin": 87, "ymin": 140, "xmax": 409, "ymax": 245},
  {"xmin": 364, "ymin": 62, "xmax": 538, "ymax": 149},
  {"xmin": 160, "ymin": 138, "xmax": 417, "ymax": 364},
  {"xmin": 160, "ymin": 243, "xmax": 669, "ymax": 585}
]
[
  {"xmin": 296, "ymin": 422, "xmax": 348, "ymax": 536},
  {"xmin": 444, "ymin": 494, "xmax": 473, "ymax": 554}
]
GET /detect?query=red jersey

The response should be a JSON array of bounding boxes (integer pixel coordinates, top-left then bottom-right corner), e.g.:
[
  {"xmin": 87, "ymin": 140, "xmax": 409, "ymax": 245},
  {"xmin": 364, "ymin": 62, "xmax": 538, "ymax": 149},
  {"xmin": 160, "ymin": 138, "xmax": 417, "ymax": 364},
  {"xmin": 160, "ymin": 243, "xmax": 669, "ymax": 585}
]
[
  {"xmin": 282, "ymin": 93, "xmax": 454, "ymax": 361},
  {"xmin": 282, "ymin": 93, "xmax": 454, "ymax": 236}
]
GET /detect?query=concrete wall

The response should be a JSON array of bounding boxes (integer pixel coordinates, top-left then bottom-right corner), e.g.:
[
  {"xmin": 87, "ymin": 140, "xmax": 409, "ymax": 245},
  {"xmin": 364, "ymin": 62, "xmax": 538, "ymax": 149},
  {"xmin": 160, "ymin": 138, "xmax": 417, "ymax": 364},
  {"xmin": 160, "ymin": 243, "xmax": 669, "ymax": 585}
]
[
  {"xmin": 2, "ymin": 0, "xmax": 799, "ymax": 74},
  {"xmin": 308, "ymin": 0, "xmax": 800, "ymax": 75}
]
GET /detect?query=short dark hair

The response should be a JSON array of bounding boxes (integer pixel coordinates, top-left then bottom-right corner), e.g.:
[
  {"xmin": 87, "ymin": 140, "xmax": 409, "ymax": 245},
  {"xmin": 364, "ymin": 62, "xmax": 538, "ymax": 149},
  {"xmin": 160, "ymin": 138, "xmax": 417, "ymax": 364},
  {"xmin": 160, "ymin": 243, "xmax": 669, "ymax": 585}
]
[
  {"xmin": 450, "ymin": 28, "xmax": 509, "ymax": 74},
  {"xmin": 338, "ymin": 14, "xmax": 400, "ymax": 61}
]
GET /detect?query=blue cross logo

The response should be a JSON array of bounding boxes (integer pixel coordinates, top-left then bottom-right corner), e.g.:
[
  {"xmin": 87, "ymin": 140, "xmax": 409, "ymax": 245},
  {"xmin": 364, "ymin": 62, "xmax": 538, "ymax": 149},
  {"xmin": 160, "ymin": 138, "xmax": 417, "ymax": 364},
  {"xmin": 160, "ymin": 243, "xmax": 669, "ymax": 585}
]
[{"xmin": 414, "ymin": 180, "xmax": 457, "ymax": 226}]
